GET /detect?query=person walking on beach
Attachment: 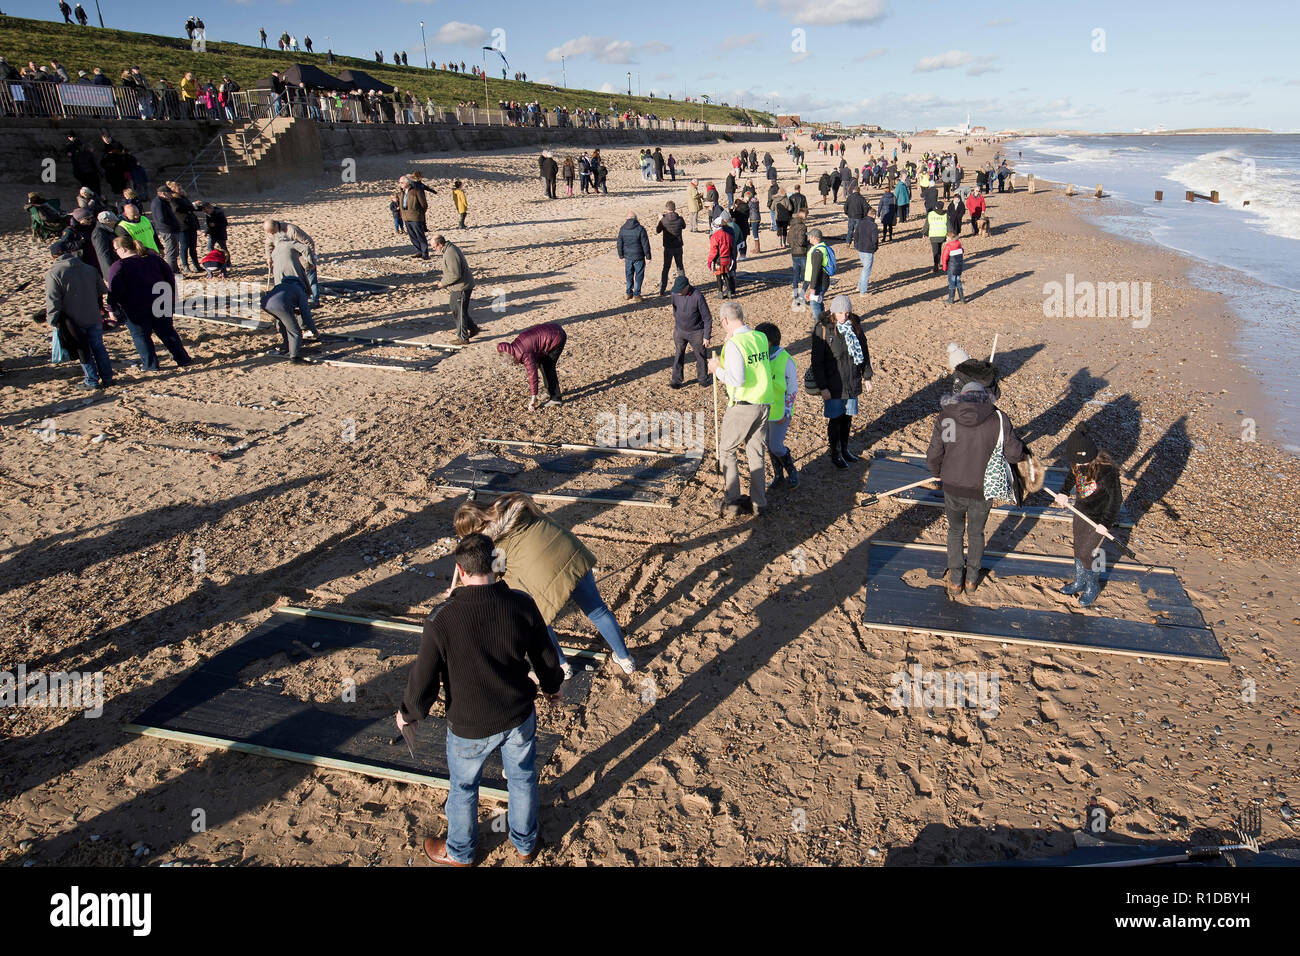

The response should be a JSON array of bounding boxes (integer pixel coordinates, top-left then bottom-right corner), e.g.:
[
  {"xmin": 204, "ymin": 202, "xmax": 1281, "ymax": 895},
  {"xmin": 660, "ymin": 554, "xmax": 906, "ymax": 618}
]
[
  {"xmin": 707, "ymin": 216, "xmax": 736, "ymax": 300},
  {"xmin": 455, "ymin": 495, "xmax": 637, "ymax": 675},
  {"xmin": 579, "ymin": 152, "xmax": 592, "ymax": 194},
  {"xmin": 940, "ymin": 229, "xmax": 965, "ymax": 304},
  {"xmin": 964, "ymin": 188, "xmax": 985, "ymax": 236},
  {"xmin": 844, "ymin": 182, "xmax": 867, "ymax": 245},
  {"xmin": 452, "ymin": 180, "xmax": 469, "ymax": 228},
  {"xmin": 925, "ymin": 202, "xmax": 948, "ymax": 273},
  {"xmin": 926, "ymin": 381, "xmax": 1026, "ymax": 595},
  {"xmin": 667, "ymin": 153, "xmax": 676, "ymax": 181},
  {"xmin": 708, "ymin": 302, "xmax": 773, "ymax": 518},
  {"xmin": 655, "ymin": 201, "xmax": 685, "ymax": 296},
  {"xmin": 854, "ymin": 205, "xmax": 878, "ymax": 295},
  {"xmin": 878, "ymin": 188, "xmax": 896, "ymax": 242},
  {"xmin": 46, "ymin": 240, "xmax": 113, "ymax": 391},
  {"xmin": 561, "ymin": 156, "xmax": 575, "ymax": 197},
  {"xmin": 687, "ymin": 180, "xmax": 704, "ymax": 232},
  {"xmin": 617, "ymin": 209, "xmax": 651, "ymax": 302},
  {"xmin": 1052, "ymin": 427, "xmax": 1121, "ymax": 608},
  {"xmin": 433, "ymin": 235, "xmax": 479, "ymax": 343},
  {"xmin": 497, "ymin": 322, "xmax": 565, "ymax": 411},
  {"xmin": 755, "ymin": 321, "xmax": 799, "ymax": 492},
  {"xmin": 668, "ymin": 274, "xmax": 711, "ymax": 389},
  {"xmin": 809, "ymin": 295, "xmax": 871, "ymax": 470},
  {"xmin": 804, "ymin": 228, "xmax": 833, "ymax": 321},
  {"xmin": 399, "ymin": 533, "xmax": 565, "ymax": 868},
  {"xmin": 398, "ymin": 176, "xmax": 430, "ymax": 259},
  {"xmin": 894, "ymin": 177, "xmax": 910, "ymax": 223},
  {"xmin": 538, "ymin": 151, "xmax": 559, "ymax": 199},
  {"xmin": 106, "ymin": 236, "xmax": 192, "ymax": 372},
  {"xmin": 787, "ymin": 206, "xmax": 809, "ymax": 304}
]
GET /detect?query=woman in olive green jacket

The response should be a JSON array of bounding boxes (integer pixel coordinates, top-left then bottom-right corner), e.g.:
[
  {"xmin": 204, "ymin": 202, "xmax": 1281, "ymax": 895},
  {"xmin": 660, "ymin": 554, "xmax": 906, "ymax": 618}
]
[{"xmin": 454, "ymin": 493, "xmax": 635, "ymax": 674}]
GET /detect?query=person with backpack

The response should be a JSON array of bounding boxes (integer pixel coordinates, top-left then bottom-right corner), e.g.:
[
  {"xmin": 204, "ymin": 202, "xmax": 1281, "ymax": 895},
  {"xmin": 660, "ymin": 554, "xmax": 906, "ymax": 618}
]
[
  {"xmin": 755, "ymin": 322, "xmax": 799, "ymax": 492},
  {"xmin": 1052, "ymin": 427, "xmax": 1122, "ymax": 607},
  {"xmin": 809, "ymin": 295, "xmax": 871, "ymax": 470},
  {"xmin": 803, "ymin": 229, "xmax": 835, "ymax": 321},
  {"xmin": 893, "ymin": 177, "xmax": 910, "ymax": 223},
  {"xmin": 925, "ymin": 381, "xmax": 1027, "ymax": 595}
]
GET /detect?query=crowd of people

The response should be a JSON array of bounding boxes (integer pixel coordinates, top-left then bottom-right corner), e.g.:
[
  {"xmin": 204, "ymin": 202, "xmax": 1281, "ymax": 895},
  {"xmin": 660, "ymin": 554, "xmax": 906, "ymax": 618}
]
[{"xmin": 32, "ymin": 122, "xmax": 1124, "ymax": 867}]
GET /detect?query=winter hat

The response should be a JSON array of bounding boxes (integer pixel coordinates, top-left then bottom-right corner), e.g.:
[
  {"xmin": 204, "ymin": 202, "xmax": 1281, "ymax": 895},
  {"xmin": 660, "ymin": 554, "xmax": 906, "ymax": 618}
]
[
  {"xmin": 1065, "ymin": 427, "xmax": 1099, "ymax": 466},
  {"xmin": 672, "ymin": 274, "xmax": 690, "ymax": 295},
  {"xmin": 71, "ymin": 207, "xmax": 93, "ymax": 223},
  {"xmin": 97, "ymin": 210, "xmax": 119, "ymax": 225},
  {"xmin": 946, "ymin": 342, "xmax": 970, "ymax": 370},
  {"xmin": 49, "ymin": 240, "xmax": 70, "ymax": 256},
  {"xmin": 960, "ymin": 381, "xmax": 986, "ymax": 396},
  {"xmin": 712, "ymin": 216, "xmax": 724, "ymax": 228},
  {"xmin": 830, "ymin": 294, "xmax": 853, "ymax": 314}
]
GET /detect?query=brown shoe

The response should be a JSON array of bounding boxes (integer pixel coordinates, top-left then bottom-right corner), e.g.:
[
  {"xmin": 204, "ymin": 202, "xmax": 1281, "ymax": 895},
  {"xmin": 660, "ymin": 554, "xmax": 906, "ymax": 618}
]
[
  {"xmin": 945, "ymin": 569, "xmax": 965, "ymax": 596},
  {"xmin": 423, "ymin": 836, "xmax": 474, "ymax": 867},
  {"xmin": 517, "ymin": 841, "xmax": 541, "ymax": 863},
  {"xmin": 966, "ymin": 568, "xmax": 983, "ymax": 592}
]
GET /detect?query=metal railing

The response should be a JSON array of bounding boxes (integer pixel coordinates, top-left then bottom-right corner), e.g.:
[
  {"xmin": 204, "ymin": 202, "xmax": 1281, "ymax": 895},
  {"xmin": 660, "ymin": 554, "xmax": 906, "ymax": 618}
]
[{"xmin": 0, "ymin": 80, "xmax": 779, "ymax": 134}]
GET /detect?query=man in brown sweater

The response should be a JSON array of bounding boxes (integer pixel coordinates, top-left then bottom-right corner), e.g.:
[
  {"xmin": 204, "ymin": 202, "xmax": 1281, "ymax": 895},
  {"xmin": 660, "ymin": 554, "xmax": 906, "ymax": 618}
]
[
  {"xmin": 398, "ymin": 533, "xmax": 564, "ymax": 866},
  {"xmin": 398, "ymin": 175, "xmax": 429, "ymax": 260}
]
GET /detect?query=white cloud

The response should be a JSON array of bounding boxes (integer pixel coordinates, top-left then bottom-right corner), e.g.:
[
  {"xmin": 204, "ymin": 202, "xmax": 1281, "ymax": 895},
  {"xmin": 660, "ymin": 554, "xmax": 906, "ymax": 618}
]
[
  {"xmin": 852, "ymin": 48, "xmax": 887, "ymax": 62},
  {"xmin": 435, "ymin": 22, "xmax": 488, "ymax": 45},
  {"xmin": 914, "ymin": 50, "xmax": 974, "ymax": 71},
  {"xmin": 759, "ymin": 0, "xmax": 890, "ymax": 27},
  {"xmin": 720, "ymin": 32, "xmax": 762, "ymax": 51},
  {"xmin": 598, "ymin": 82, "xmax": 617, "ymax": 93},
  {"xmin": 545, "ymin": 36, "xmax": 671, "ymax": 64}
]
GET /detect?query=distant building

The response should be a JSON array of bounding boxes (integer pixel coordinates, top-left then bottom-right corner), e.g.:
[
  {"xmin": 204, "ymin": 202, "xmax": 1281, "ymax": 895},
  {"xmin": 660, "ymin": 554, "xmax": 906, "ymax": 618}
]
[
  {"xmin": 971, "ymin": 125, "xmax": 987, "ymax": 134},
  {"xmin": 776, "ymin": 114, "xmax": 801, "ymax": 127}
]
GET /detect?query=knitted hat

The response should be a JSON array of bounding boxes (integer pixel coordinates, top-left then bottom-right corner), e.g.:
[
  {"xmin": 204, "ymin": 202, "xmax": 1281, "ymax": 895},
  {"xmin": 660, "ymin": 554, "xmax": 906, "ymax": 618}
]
[
  {"xmin": 946, "ymin": 342, "xmax": 970, "ymax": 370},
  {"xmin": 1065, "ymin": 427, "xmax": 1099, "ymax": 466},
  {"xmin": 830, "ymin": 294, "xmax": 852, "ymax": 314},
  {"xmin": 97, "ymin": 210, "xmax": 119, "ymax": 224},
  {"xmin": 71, "ymin": 207, "xmax": 93, "ymax": 223}
]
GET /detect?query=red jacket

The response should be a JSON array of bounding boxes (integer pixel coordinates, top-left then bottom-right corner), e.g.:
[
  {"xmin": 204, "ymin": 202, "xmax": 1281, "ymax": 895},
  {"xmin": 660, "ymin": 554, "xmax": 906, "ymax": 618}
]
[
  {"xmin": 707, "ymin": 228, "xmax": 734, "ymax": 275},
  {"xmin": 964, "ymin": 192, "xmax": 985, "ymax": 217},
  {"xmin": 498, "ymin": 322, "xmax": 566, "ymax": 396},
  {"xmin": 939, "ymin": 237, "xmax": 964, "ymax": 274}
]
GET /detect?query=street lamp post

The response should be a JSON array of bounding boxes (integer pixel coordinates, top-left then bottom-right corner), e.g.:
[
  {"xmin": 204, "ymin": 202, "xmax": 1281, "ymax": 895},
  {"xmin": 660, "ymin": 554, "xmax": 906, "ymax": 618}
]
[
  {"xmin": 94, "ymin": 0, "xmax": 104, "ymax": 27},
  {"xmin": 561, "ymin": 55, "xmax": 566, "ymax": 89},
  {"xmin": 420, "ymin": 21, "xmax": 428, "ymax": 69},
  {"xmin": 481, "ymin": 48, "xmax": 490, "ymax": 106}
]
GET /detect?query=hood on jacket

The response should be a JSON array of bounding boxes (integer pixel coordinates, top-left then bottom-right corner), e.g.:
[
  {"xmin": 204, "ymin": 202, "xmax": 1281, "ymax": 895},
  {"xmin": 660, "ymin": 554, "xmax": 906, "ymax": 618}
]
[{"xmin": 938, "ymin": 387, "xmax": 997, "ymax": 428}]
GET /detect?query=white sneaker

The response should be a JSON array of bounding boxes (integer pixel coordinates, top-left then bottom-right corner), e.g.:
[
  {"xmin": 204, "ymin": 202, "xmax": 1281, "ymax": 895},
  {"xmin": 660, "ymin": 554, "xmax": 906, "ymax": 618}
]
[
  {"xmin": 561, "ymin": 661, "xmax": 575, "ymax": 680},
  {"xmin": 611, "ymin": 654, "xmax": 635, "ymax": 675}
]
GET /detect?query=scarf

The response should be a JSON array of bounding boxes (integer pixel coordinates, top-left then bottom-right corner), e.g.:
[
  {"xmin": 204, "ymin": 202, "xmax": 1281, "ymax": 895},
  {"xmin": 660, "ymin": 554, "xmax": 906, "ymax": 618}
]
[{"xmin": 836, "ymin": 320, "xmax": 863, "ymax": 365}]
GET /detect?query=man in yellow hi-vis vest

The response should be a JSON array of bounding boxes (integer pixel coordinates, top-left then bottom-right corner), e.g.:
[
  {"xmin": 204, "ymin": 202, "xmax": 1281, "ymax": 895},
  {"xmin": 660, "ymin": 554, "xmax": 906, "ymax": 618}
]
[{"xmin": 707, "ymin": 302, "xmax": 774, "ymax": 517}]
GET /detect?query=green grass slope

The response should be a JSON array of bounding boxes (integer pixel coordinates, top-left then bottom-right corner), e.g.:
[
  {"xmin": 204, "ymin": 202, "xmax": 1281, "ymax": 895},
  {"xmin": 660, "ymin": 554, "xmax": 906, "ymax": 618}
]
[{"xmin": 0, "ymin": 15, "xmax": 773, "ymax": 126}]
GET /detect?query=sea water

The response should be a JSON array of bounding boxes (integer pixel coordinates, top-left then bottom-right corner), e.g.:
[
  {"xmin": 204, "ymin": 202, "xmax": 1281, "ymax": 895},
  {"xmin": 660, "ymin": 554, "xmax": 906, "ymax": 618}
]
[{"xmin": 1014, "ymin": 133, "xmax": 1300, "ymax": 453}]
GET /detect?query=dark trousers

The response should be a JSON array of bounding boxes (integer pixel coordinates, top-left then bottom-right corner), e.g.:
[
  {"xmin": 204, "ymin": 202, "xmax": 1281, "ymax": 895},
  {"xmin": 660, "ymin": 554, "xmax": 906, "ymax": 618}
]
[
  {"xmin": 945, "ymin": 493, "xmax": 992, "ymax": 574},
  {"xmin": 159, "ymin": 232, "xmax": 180, "ymax": 272},
  {"xmin": 930, "ymin": 237, "xmax": 944, "ymax": 270},
  {"xmin": 545, "ymin": 176, "xmax": 557, "ymax": 199},
  {"xmin": 846, "ymin": 217, "xmax": 860, "ymax": 244},
  {"xmin": 671, "ymin": 329, "xmax": 707, "ymax": 386},
  {"xmin": 449, "ymin": 288, "xmax": 478, "ymax": 337},
  {"xmin": 659, "ymin": 246, "xmax": 684, "ymax": 293},
  {"xmin": 538, "ymin": 344, "xmax": 563, "ymax": 397},
  {"xmin": 405, "ymin": 220, "xmax": 429, "ymax": 258},
  {"xmin": 125, "ymin": 314, "xmax": 191, "ymax": 369}
]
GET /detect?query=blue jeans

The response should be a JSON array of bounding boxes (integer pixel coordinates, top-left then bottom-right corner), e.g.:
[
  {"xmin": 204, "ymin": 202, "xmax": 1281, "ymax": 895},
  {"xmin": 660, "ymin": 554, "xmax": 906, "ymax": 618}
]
[
  {"xmin": 791, "ymin": 255, "xmax": 806, "ymax": 294},
  {"xmin": 857, "ymin": 251, "xmax": 875, "ymax": 294},
  {"xmin": 846, "ymin": 217, "xmax": 860, "ymax": 244},
  {"xmin": 445, "ymin": 710, "xmax": 539, "ymax": 863},
  {"xmin": 947, "ymin": 272, "xmax": 964, "ymax": 300},
  {"xmin": 810, "ymin": 292, "xmax": 825, "ymax": 321},
  {"xmin": 624, "ymin": 258, "xmax": 645, "ymax": 296},
  {"xmin": 545, "ymin": 570, "xmax": 630, "ymax": 660},
  {"xmin": 125, "ymin": 317, "xmax": 159, "ymax": 370},
  {"xmin": 75, "ymin": 323, "xmax": 113, "ymax": 386},
  {"xmin": 306, "ymin": 266, "xmax": 319, "ymax": 306}
]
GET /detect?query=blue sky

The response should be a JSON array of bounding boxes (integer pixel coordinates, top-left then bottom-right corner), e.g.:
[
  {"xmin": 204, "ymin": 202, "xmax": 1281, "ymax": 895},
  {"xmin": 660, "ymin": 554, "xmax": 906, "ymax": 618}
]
[{"xmin": 12, "ymin": 0, "xmax": 1299, "ymax": 131}]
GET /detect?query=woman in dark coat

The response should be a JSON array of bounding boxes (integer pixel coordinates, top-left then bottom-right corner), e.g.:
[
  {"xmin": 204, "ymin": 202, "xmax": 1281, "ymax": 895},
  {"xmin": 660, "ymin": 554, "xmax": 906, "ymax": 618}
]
[
  {"xmin": 1053, "ymin": 426, "xmax": 1122, "ymax": 607},
  {"xmin": 809, "ymin": 294, "xmax": 873, "ymax": 469},
  {"xmin": 167, "ymin": 181, "xmax": 203, "ymax": 273}
]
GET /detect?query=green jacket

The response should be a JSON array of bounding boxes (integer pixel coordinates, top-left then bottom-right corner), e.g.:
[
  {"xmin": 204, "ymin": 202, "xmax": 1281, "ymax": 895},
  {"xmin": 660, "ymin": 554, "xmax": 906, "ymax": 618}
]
[{"xmin": 485, "ymin": 504, "xmax": 595, "ymax": 623}]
